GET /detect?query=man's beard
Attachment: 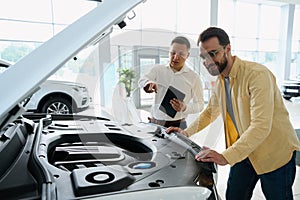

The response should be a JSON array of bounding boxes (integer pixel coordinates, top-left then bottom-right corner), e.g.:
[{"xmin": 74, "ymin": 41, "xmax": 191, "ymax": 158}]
[{"xmin": 207, "ymin": 54, "xmax": 227, "ymax": 76}]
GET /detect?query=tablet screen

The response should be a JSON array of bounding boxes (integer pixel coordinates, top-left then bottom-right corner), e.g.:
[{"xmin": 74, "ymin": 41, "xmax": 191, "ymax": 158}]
[{"xmin": 159, "ymin": 86, "xmax": 185, "ymax": 118}]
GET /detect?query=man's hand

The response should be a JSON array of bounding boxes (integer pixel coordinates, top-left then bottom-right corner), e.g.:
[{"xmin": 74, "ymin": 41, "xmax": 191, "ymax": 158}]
[
  {"xmin": 165, "ymin": 126, "xmax": 188, "ymax": 137},
  {"xmin": 170, "ymin": 98, "xmax": 186, "ymax": 112},
  {"xmin": 144, "ymin": 83, "xmax": 157, "ymax": 93},
  {"xmin": 195, "ymin": 146, "xmax": 228, "ymax": 166}
]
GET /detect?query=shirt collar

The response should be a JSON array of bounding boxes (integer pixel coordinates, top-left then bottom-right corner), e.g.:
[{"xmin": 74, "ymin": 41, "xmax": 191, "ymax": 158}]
[
  {"xmin": 220, "ymin": 56, "xmax": 240, "ymax": 79},
  {"xmin": 166, "ymin": 64, "xmax": 189, "ymax": 73},
  {"xmin": 228, "ymin": 56, "xmax": 240, "ymax": 79}
]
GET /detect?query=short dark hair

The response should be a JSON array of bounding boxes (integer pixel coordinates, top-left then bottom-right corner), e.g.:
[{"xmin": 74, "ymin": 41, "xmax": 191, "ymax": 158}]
[
  {"xmin": 197, "ymin": 27, "xmax": 230, "ymax": 46},
  {"xmin": 171, "ymin": 36, "xmax": 191, "ymax": 50}
]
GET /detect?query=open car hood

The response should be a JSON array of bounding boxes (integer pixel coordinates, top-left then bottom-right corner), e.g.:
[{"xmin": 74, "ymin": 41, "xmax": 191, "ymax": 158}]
[
  {"xmin": 0, "ymin": 1, "xmax": 219, "ymax": 199},
  {"xmin": 0, "ymin": 0, "xmax": 144, "ymax": 129}
]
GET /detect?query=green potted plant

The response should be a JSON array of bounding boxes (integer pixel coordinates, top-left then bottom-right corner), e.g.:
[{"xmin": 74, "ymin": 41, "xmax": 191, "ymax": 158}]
[{"xmin": 117, "ymin": 67, "xmax": 137, "ymax": 97}]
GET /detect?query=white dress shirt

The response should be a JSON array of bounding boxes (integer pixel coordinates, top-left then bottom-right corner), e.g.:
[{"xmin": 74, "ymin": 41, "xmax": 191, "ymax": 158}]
[{"xmin": 138, "ymin": 64, "xmax": 204, "ymax": 121}]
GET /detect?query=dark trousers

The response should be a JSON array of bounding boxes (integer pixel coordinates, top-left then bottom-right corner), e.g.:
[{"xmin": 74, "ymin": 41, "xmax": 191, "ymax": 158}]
[{"xmin": 226, "ymin": 151, "xmax": 296, "ymax": 200}]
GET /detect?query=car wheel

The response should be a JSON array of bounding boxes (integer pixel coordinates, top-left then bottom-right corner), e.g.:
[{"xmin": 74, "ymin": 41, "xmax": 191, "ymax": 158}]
[
  {"xmin": 41, "ymin": 97, "xmax": 73, "ymax": 114},
  {"xmin": 283, "ymin": 95, "xmax": 292, "ymax": 100}
]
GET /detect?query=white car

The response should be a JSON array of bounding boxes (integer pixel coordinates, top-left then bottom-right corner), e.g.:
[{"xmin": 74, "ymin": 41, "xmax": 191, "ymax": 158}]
[
  {"xmin": 0, "ymin": 59, "xmax": 91, "ymax": 114},
  {"xmin": 26, "ymin": 79, "xmax": 90, "ymax": 114},
  {"xmin": 282, "ymin": 74, "xmax": 300, "ymax": 100}
]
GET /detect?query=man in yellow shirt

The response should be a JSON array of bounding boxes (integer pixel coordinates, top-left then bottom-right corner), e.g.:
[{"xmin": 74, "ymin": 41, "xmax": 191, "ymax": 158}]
[{"xmin": 166, "ymin": 27, "xmax": 300, "ymax": 200}]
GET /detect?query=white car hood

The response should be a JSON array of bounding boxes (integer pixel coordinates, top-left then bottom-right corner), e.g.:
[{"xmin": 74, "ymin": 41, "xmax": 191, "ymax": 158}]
[
  {"xmin": 45, "ymin": 79, "xmax": 86, "ymax": 87},
  {"xmin": 0, "ymin": 0, "xmax": 145, "ymax": 129}
]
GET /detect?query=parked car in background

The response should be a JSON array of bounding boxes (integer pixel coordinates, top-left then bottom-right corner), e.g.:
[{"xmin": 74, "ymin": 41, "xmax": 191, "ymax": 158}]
[
  {"xmin": 26, "ymin": 79, "xmax": 91, "ymax": 114},
  {"xmin": 282, "ymin": 74, "xmax": 300, "ymax": 100},
  {"xmin": 0, "ymin": 59, "xmax": 91, "ymax": 114}
]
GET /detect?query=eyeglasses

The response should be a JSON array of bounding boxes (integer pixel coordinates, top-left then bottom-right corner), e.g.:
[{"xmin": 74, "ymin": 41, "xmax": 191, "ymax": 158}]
[
  {"xmin": 200, "ymin": 45, "xmax": 226, "ymax": 60},
  {"xmin": 169, "ymin": 50, "xmax": 189, "ymax": 58}
]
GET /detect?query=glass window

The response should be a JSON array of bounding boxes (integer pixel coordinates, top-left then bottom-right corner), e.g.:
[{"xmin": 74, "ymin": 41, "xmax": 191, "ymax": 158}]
[
  {"xmin": 51, "ymin": 0, "xmax": 97, "ymax": 24},
  {"xmin": 219, "ymin": 0, "xmax": 284, "ymax": 81},
  {"xmin": 139, "ymin": 58, "xmax": 157, "ymax": 107},
  {"xmin": 0, "ymin": 1, "xmax": 97, "ymax": 63},
  {"xmin": 0, "ymin": 20, "xmax": 54, "ymax": 42},
  {"xmin": 123, "ymin": 4, "xmax": 142, "ymax": 30},
  {"xmin": 219, "ymin": 0, "xmax": 260, "ymax": 51},
  {"xmin": 259, "ymin": 39, "xmax": 279, "ymax": 52},
  {"xmin": 291, "ymin": 6, "xmax": 300, "ymax": 78},
  {"xmin": 234, "ymin": 38, "xmax": 257, "ymax": 52},
  {"xmin": 0, "ymin": 41, "xmax": 40, "ymax": 62},
  {"xmin": 53, "ymin": 24, "xmax": 68, "ymax": 35},
  {"xmin": 234, "ymin": 2, "xmax": 259, "ymax": 38},
  {"xmin": 0, "ymin": 0, "xmax": 52, "ymax": 22},
  {"xmin": 218, "ymin": 0, "xmax": 235, "ymax": 34},
  {"xmin": 292, "ymin": 6, "xmax": 300, "ymax": 52},
  {"xmin": 176, "ymin": 0, "xmax": 210, "ymax": 34},
  {"xmin": 140, "ymin": 0, "xmax": 176, "ymax": 31},
  {"xmin": 260, "ymin": 5, "xmax": 280, "ymax": 40}
]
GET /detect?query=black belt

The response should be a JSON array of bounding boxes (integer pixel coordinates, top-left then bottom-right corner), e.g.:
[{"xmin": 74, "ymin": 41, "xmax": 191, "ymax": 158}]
[{"xmin": 149, "ymin": 117, "xmax": 186, "ymax": 127}]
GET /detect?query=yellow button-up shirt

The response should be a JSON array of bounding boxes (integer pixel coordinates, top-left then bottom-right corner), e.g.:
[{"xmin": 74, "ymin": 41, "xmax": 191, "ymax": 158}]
[{"xmin": 186, "ymin": 56, "xmax": 300, "ymax": 175}]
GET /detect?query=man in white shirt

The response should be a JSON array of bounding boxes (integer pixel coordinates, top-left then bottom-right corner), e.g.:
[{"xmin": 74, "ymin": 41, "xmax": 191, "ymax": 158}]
[{"xmin": 138, "ymin": 36, "xmax": 204, "ymax": 129}]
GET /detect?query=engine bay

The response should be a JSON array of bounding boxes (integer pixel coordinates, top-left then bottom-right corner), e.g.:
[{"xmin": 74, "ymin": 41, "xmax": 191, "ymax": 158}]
[{"xmin": 0, "ymin": 114, "xmax": 218, "ymax": 199}]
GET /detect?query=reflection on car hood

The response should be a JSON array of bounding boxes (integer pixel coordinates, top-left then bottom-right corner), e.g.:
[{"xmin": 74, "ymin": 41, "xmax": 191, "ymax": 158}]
[
  {"xmin": 0, "ymin": 59, "xmax": 12, "ymax": 68},
  {"xmin": 45, "ymin": 79, "xmax": 86, "ymax": 87},
  {"xmin": 0, "ymin": 0, "xmax": 145, "ymax": 129}
]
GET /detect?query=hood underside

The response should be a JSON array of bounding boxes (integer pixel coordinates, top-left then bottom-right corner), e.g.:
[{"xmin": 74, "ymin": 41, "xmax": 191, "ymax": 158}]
[{"xmin": 0, "ymin": 0, "xmax": 145, "ymax": 129}]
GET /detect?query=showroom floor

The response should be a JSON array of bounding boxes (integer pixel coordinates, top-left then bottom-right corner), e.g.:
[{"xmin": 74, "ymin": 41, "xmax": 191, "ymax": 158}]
[{"xmin": 82, "ymin": 98, "xmax": 300, "ymax": 200}]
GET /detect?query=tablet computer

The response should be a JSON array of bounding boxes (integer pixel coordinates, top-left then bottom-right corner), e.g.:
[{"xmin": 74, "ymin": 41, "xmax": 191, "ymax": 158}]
[{"xmin": 159, "ymin": 86, "xmax": 185, "ymax": 118}]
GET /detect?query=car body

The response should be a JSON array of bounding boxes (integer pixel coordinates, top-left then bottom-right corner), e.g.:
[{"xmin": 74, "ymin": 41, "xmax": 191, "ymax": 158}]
[
  {"xmin": 26, "ymin": 79, "xmax": 90, "ymax": 114},
  {"xmin": 0, "ymin": 113, "xmax": 218, "ymax": 199},
  {"xmin": 282, "ymin": 74, "xmax": 300, "ymax": 100},
  {"xmin": 0, "ymin": 59, "xmax": 91, "ymax": 114},
  {"xmin": 0, "ymin": 0, "xmax": 219, "ymax": 199}
]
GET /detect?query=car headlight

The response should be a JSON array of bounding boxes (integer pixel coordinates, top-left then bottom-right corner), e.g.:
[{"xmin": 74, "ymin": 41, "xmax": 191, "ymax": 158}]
[{"xmin": 72, "ymin": 86, "xmax": 87, "ymax": 92}]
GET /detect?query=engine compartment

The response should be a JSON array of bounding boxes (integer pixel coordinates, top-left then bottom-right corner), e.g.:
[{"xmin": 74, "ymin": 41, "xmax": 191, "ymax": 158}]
[{"xmin": 0, "ymin": 114, "xmax": 218, "ymax": 199}]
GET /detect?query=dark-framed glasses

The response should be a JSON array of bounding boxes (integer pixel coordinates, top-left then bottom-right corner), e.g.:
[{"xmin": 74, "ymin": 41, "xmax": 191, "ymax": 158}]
[{"xmin": 200, "ymin": 45, "xmax": 226, "ymax": 60}]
